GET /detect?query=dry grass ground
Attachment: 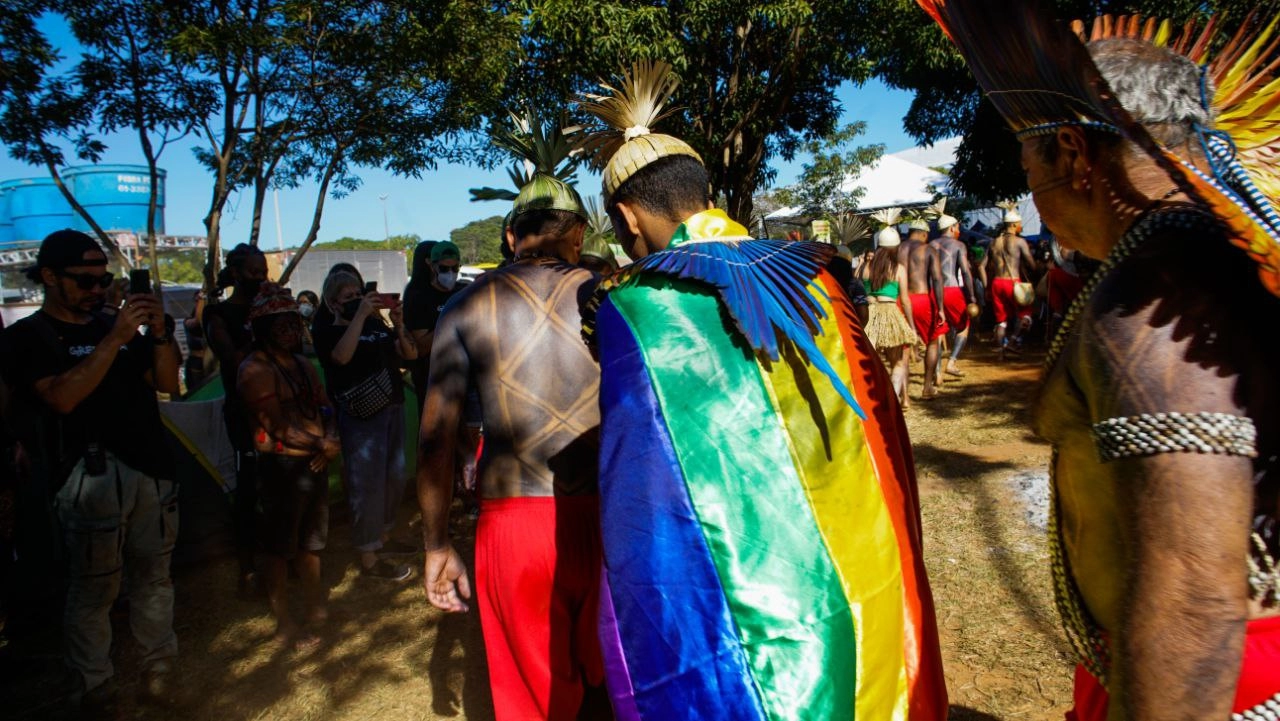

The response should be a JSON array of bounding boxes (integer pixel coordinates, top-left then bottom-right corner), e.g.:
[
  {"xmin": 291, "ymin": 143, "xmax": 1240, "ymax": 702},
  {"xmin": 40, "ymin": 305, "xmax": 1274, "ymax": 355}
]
[{"xmin": 1, "ymin": 345, "xmax": 1075, "ymax": 721}]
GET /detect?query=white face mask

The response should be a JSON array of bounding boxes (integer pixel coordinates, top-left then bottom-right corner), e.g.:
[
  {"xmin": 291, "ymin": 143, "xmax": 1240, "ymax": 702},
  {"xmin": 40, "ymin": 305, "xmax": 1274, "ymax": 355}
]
[
  {"xmin": 298, "ymin": 303, "xmax": 315, "ymax": 318},
  {"xmin": 437, "ymin": 271, "xmax": 458, "ymax": 290}
]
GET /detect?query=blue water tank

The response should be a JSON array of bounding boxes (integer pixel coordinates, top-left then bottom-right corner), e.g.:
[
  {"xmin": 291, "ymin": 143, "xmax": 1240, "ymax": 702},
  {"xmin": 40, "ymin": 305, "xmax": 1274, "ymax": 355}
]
[
  {"xmin": 7, "ymin": 176, "xmax": 75, "ymax": 243},
  {"xmin": 0, "ymin": 180, "xmax": 14, "ymax": 246},
  {"xmin": 64, "ymin": 164, "xmax": 165, "ymax": 236}
]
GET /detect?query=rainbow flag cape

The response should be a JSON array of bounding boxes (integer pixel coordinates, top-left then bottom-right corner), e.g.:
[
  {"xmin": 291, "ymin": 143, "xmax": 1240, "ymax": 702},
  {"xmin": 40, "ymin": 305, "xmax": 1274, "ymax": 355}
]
[{"xmin": 592, "ymin": 210, "xmax": 947, "ymax": 721}]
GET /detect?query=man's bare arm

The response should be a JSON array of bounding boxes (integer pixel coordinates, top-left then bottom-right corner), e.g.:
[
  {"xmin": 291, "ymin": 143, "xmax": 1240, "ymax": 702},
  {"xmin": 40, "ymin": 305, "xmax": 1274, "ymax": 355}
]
[
  {"xmin": 1109, "ymin": 452, "xmax": 1251, "ymax": 721},
  {"xmin": 958, "ymin": 246, "xmax": 975, "ymax": 303},
  {"xmin": 417, "ymin": 310, "xmax": 469, "ymax": 552},
  {"xmin": 929, "ymin": 249, "xmax": 946, "ymax": 315},
  {"xmin": 417, "ymin": 307, "xmax": 473, "ymax": 613},
  {"xmin": 1018, "ymin": 239, "xmax": 1035, "ymax": 281},
  {"xmin": 1083, "ymin": 301, "xmax": 1252, "ymax": 721}
]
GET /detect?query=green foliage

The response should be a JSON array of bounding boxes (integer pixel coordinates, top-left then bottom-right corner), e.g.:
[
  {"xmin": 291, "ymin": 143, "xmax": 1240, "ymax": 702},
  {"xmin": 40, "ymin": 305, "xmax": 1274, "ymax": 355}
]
[
  {"xmin": 507, "ymin": 0, "xmax": 879, "ymax": 223},
  {"xmin": 449, "ymin": 215, "xmax": 507, "ymax": 265},
  {"xmin": 865, "ymin": 0, "xmax": 1265, "ymax": 202},
  {"xmin": 774, "ymin": 122, "xmax": 884, "ymax": 217},
  {"xmin": 156, "ymin": 249, "xmax": 207, "ymax": 284}
]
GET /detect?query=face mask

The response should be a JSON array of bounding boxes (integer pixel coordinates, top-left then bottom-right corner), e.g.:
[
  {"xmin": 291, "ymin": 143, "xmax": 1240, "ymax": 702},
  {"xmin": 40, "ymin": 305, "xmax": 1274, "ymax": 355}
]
[
  {"xmin": 341, "ymin": 298, "xmax": 363, "ymax": 318},
  {"xmin": 299, "ymin": 303, "xmax": 314, "ymax": 318},
  {"xmin": 437, "ymin": 271, "xmax": 458, "ymax": 290}
]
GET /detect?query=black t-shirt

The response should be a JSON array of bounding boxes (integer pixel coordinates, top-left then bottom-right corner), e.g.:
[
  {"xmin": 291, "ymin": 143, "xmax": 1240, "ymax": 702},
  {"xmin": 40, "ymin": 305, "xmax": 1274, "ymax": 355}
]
[
  {"xmin": 202, "ymin": 301, "xmax": 253, "ymax": 394},
  {"xmin": 1, "ymin": 311, "xmax": 174, "ymax": 479},
  {"xmin": 403, "ymin": 283, "xmax": 462, "ymax": 334},
  {"xmin": 403, "ymin": 283, "xmax": 462, "ymax": 393},
  {"xmin": 312, "ymin": 317, "xmax": 404, "ymax": 400}
]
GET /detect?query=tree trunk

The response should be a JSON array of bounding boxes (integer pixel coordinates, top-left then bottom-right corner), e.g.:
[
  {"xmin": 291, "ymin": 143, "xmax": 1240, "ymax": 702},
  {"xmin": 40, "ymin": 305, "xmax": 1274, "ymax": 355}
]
[{"xmin": 277, "ymin": 148, "xmax": 343, "ymax": 285}]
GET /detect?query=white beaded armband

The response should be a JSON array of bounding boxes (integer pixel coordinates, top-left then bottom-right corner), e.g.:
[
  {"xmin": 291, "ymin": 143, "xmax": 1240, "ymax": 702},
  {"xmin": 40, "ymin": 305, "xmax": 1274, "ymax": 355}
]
[{"xmin": 1092, "ymin": 412, "xmax": 1257, "ymax": 461}]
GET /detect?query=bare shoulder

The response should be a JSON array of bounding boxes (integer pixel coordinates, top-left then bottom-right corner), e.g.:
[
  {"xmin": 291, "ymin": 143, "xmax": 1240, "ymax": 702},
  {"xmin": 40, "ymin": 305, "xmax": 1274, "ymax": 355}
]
[{"xmin": 1074, "ymin": 222, "xmax": 1277, "ymax": 419}]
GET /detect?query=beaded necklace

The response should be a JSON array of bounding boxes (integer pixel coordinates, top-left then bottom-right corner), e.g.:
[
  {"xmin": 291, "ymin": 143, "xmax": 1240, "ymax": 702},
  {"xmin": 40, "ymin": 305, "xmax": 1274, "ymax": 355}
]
[{"xmin": 1043, "ymin": 205, "xmax": 1219, "ymax": 687}]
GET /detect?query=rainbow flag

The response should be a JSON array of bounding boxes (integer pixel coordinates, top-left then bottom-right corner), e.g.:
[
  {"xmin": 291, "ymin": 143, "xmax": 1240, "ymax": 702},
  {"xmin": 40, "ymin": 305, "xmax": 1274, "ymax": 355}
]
[{"xmin": 593, "ymin": 231, "xmax": 947, "ymax": 720}]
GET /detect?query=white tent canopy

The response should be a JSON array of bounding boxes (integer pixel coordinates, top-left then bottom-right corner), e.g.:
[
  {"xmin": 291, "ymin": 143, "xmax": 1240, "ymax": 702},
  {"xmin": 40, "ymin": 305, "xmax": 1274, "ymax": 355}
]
[{"xmin": 766, "ymin": 154, "xmax": 948, "ymax": 220}]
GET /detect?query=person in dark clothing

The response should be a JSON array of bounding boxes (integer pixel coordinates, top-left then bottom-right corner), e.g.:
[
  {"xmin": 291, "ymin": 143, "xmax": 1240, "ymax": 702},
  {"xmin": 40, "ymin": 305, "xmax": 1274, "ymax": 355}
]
[
  {"xmin": 309, "ymin": 263, "xmax": 364, "ymax": 338},
  {"xmin": 1, "ymin": 230, "xmax": 181, "ymax": 709},
  {"xmin": 314, "ymin": 269, "xmax": 419, "ymax": 580},
  {"xmin": 401, "ymin": 241, "xmax": 438, "ymax": 405},
  {"xmin": 402, "ymin": 242, "xmax": 462, "ymax": 408},
  {"xmin": 202, "ymin": 243, "xmax": 269, "ymax": 598}
]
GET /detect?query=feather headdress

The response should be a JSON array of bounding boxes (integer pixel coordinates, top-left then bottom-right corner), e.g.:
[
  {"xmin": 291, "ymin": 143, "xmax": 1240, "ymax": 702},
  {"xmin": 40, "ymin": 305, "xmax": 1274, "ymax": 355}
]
[
  {"xmin": 470, "ymin": 109, "xmax": 581, "ymax": 203},
  {"xmin": 575, "ymin": 60, "xmax": 703, "ymax": 200},
  {"xmin": 1074, "ymin": 12, "xmax": 1280, "ymax": 206},
  {"xmin": 915, "ymin": 0, "xmax": 1280, "ymax": 296}
]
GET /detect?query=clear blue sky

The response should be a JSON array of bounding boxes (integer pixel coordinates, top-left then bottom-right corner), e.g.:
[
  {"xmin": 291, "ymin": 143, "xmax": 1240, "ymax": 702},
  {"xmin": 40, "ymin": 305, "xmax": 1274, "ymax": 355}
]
[{"xmin": 0, "ymin": 17, "xmax": 920, "ymax": 248}]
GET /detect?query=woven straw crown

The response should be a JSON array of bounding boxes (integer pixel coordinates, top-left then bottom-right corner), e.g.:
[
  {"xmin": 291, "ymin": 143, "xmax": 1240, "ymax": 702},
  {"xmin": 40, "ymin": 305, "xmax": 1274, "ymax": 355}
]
[{"xmin": 576, "ymin": 60, "xmax": 704, "ymax": 201}]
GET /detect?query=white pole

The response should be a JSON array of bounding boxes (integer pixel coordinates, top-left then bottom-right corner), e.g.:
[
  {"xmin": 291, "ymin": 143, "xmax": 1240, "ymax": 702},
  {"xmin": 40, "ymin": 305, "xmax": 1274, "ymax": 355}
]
[
  {"xmin": 379, "ymin": 194, "xmax": 389, "ymax": 243},
  {"xmin": 273, "ymin": 189, "xmax": 284, "ymax": 254}
]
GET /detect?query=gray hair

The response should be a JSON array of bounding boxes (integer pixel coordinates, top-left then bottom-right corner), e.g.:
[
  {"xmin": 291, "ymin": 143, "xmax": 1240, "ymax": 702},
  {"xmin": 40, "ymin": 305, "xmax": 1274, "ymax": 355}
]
[
  {"xmin": 1088, "ymin": 38, "xmax": 1213, "ymax": 147},
  {"xmin": 322, "ymin": 270, "xmax": 361, "ymax": 308}
]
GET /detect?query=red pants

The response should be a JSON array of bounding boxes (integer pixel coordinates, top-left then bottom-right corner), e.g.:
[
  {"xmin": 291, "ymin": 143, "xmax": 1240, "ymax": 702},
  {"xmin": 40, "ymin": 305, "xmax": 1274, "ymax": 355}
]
[
  {"xmin": 1047, "ymin": 267, "xmax": 1085, "ymax": 317},
  {"xmin": 990, "ymin": 277, "xmax": 1032, "ymax": 326},
  {"xmin": 910, "ymin": 292, "xmax": 948, "ymax": 343},
  {"xmin": 942, "ymin": 286, "xmax": 969, "ymax": 332},
  {"xmin": 1066, "ymin": 615, "xmax": 1280, "ymax": 720},
  {"xmin": 476, "ymin": 496, "xmax": 605, "ymax": 721}
]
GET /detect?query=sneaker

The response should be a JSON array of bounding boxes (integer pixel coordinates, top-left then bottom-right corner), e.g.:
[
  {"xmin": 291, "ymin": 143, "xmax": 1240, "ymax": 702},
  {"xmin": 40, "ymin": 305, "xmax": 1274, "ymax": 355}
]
[
  {"xmin": 378, "ymin": 539, "xmax": 420, "ymax": 557},
  {"xmin": 361, "ymin": 559, "xmax": 412, "ymax": 581},
  {"xmin": 139, "ymin": 660, "xmax": 180, "ymax": 707},
  {"xmin": 79, "ymin": 677, "xmax": 121, "ymax": 719}
]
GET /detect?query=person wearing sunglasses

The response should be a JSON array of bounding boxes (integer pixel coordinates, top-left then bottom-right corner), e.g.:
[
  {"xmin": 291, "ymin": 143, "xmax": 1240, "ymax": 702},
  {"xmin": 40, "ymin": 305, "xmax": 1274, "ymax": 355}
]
[{"xmin": 0, "ymin": 229, "xmax": 181, "ymax": 711}]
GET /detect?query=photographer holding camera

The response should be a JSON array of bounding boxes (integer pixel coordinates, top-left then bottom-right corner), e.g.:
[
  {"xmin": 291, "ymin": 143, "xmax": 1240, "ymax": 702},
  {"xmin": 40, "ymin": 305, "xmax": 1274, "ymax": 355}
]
[{"xmin": 0, "ymin": 230, "xmax": 180, "ymax": 711}]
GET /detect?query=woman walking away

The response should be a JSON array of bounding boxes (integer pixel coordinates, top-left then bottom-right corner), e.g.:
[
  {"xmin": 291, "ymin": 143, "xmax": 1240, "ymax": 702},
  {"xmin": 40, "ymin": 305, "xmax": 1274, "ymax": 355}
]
[
  {"xmin": 314, "ymin": 270, "xmax": 419, "ymax": 581},
  {"xmin": 858, "ymin": 226, "xmax": 916, "ymax": 408}
]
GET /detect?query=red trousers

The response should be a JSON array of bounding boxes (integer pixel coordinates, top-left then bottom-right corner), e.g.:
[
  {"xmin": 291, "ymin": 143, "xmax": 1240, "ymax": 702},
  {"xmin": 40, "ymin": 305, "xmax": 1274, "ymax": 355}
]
[{"xmin": 476, "ymin": 496, "xmax": 604, "ymax": 721}]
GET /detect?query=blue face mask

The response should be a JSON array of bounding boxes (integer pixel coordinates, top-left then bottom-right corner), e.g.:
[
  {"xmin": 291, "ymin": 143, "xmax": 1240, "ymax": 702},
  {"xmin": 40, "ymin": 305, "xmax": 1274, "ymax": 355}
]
[{"xmin": 436, "ymin": 270, "xmax": 458, "ymax": 290}]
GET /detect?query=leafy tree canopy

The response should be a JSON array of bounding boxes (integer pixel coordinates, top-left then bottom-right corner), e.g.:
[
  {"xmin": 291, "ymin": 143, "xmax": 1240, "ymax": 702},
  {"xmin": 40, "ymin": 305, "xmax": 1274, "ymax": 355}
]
[
  {"xmin": 507, "ymin": 0, "xmax": 879, "ymax": 224},
  {"xmin": 449, "ymin": 215, "xmax": 506, "ymax": 265},
  {"xmin": 774, "ymin": 122, "xmax": 884, "ymax": 217},
  {"xmin": 865, "ymin": 0, "xmax": 1262, "ymax": 202}
]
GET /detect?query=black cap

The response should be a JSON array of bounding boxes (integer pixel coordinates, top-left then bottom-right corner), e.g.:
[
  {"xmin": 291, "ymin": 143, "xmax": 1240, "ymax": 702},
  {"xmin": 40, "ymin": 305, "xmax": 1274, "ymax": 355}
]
[{"xmin": 34, "ymin": 230, "xmax": 108, "ymax": 270}]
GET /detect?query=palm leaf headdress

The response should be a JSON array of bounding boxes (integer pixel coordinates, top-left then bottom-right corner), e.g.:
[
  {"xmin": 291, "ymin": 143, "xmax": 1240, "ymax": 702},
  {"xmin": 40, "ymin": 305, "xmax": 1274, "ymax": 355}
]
[
  {"xmin": 574, "ymin": 60, "xmax": 703, "ymax": 200},
  {"xmin": 469, "ymin": 110, "xmax": 582, "ymax": 203},
  {"xmin": 914, "ymin": 0, "xmax": 1280, "ymax": 297}
]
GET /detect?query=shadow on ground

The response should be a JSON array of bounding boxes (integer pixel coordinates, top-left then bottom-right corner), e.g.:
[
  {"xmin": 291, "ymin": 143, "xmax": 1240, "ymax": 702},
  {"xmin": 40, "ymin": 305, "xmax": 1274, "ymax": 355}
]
[{"xmin": 0, "ymin": 503, "xmax": 495, "ymax": 721}]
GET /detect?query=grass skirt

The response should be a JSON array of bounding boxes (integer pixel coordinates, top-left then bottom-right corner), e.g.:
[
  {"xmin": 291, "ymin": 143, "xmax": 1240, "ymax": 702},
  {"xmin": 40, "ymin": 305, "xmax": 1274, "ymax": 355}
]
[{"xmin": 865, "ymin": 302, "xmax": 916, "ymax": 351}]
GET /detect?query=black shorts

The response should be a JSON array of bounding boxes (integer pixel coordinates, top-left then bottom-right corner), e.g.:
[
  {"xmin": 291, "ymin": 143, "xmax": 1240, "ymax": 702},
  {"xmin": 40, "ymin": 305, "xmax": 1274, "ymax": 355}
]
[{"xmin": 256, "ymin": 454, "xmax": 329, "ymax": 559}]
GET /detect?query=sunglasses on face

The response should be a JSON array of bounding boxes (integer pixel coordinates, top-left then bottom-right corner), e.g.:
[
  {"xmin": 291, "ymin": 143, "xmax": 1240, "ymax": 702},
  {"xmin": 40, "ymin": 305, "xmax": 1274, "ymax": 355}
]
[{"xmin": 58, "ymin": 270, "xmax": 114, "ymax": 290}]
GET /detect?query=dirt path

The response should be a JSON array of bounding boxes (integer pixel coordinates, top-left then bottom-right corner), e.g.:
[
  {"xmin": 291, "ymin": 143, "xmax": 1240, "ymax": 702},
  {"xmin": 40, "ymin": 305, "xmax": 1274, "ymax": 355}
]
[
  {"xmin": 906, "ymin": 344, "xmax": 1073, "ymax": 720},
  {"xmin": 1, "ymin": 345, "xmax": 1075, "ymax": 721}
]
